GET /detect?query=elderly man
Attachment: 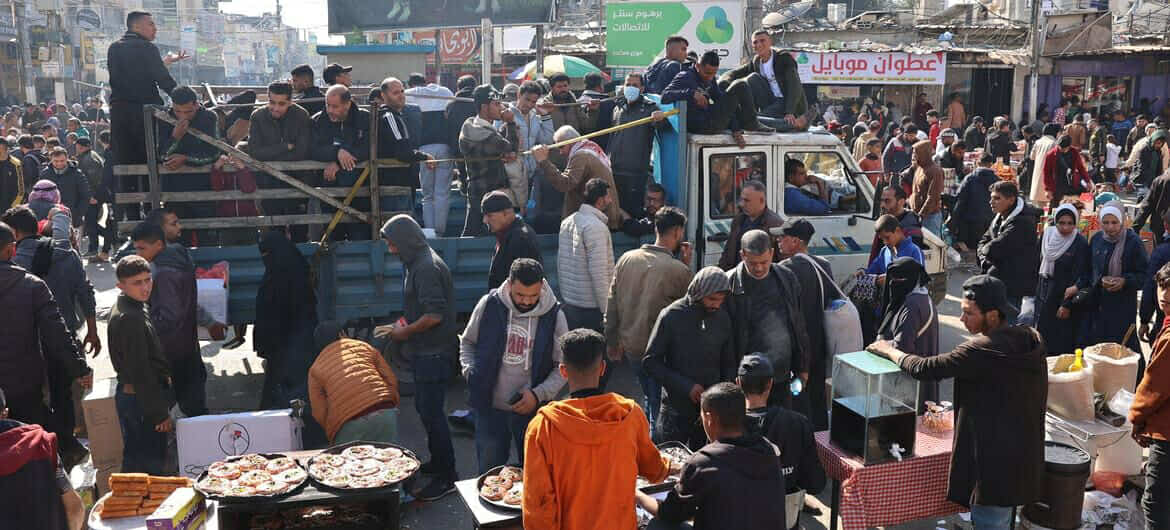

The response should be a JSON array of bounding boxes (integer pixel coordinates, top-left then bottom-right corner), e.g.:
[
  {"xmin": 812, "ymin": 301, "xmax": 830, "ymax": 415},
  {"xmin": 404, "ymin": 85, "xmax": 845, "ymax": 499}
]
[
  {"xmin": 532, "ymin": 126, "xmax": 624, "ymax": 229},
  {"xmin": 482, "ymin": 191, "xmax": 542, "ymax": 288},
  {"xmin": 718, "ymin": 179, "xmax": 782, "ymax": 270},
  {"xmin": 718, "ymin": 29, "xmax": 808, "ymax": 130},
  {"xmin": 608, "ymin": 72, "xmax": 668, "ymax": 218},
  {"xmin": 310, "ymin": 85, "xmax": 370, "ymax": 240}
]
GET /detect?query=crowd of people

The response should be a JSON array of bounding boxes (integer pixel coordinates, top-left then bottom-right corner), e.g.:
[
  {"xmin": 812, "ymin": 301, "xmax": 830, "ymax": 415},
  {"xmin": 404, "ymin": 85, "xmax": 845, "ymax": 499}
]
[{"xmin": 2, "ymin": 8, "xmax": 1170, "ymax": 530}]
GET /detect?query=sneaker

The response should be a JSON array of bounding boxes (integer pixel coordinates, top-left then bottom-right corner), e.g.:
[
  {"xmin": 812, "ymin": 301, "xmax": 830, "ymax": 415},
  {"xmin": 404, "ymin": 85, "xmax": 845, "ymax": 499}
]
[{"xmin": 414, "ymin": 478, "xmax": 456, "ymax": 501}]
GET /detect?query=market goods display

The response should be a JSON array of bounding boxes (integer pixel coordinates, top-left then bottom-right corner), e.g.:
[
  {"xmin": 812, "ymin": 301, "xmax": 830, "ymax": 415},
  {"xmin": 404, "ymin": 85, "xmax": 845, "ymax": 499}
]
[
  {"xmin": 97, "ymin": 474, "xmax": 193, "ymax": 519},
  {"xmin": 194, "ymin": 453, "xmax": 307, "ymax": 500},
  {"xmin": 477, "ymin": 466, "xmax": 524, "ymax": 511},
  {"xmin": 921, "ymin": 401, "xmax": 954, "ymax": 433},
  {"xmin": 307, "ymin": 443, "xmax": 420, "ymax": 490}
]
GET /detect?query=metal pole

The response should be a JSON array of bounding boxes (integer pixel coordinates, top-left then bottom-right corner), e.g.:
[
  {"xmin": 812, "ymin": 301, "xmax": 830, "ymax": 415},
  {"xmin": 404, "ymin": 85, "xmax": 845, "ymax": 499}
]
[
  {"xmin": 1028, "ymin": 0, "xmax": 1043, "ymax": 122},
  {"xmin": 143, "ymin": 106, "xmax": 161, "ymax": 210},
  {"xmin": 481, "ymin": 18, "xmax": 492, "ymax": 84},
  {"xmin": 535, "ymin": 25, "xmax": 545, "ymax": 77},
  {"xmin": 368, "ymin": 106, "xmax": 383, "ymax": 297},
  {"xmin": 15, "ymin": 1, "xmax": 33, "ymax": 102}
]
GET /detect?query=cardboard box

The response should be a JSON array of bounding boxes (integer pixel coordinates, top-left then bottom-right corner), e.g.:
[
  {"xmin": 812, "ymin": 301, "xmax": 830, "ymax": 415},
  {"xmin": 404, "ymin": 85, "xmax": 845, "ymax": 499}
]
[
  {"xmin": 146, "ymin": 488, "xmax": 206, "ymax": 530},
  {"xmin": 176, "ymin": 409, "xmax": 301, "ymax": 479},
  {"xmin": 83, "ymin": 378, "xmax": 123, "ymax": 472}
]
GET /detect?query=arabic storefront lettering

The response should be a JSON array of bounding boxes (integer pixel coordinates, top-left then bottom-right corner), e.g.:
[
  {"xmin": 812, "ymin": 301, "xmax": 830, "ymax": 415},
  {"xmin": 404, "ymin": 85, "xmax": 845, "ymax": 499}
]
[
  {"xmin": 440, "ymin": 28, "xmax": 480, "ymax": 65},
  {"xmin": 792, "ymin": 51, "xmax": 946, "ymax": 85}
]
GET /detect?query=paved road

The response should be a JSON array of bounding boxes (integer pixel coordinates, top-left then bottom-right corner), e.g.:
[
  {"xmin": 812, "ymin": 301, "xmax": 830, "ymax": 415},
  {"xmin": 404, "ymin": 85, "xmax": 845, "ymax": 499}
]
[{"xmin": 83, "ymin": 259, "xmax": 981, "ymax": 529}]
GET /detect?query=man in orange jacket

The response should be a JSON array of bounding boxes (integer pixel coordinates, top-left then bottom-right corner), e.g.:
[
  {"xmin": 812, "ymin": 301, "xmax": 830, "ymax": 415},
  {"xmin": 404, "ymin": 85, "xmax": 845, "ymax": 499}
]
[
  {"xmin": 1131, "ymin": 261, "xmax": 1170, "ymax": 530},
  {"xmin": 523, "ymin": 329, "xmax": 676, "ymax": 529}
]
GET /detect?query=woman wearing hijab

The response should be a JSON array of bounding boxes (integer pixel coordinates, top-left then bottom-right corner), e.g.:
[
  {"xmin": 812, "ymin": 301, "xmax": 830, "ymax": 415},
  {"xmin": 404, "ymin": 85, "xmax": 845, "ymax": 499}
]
[
  {"xmin": 1087, "ymin": 203, "xmax": 1148, "ymax": 363},
  {"xmin": 875, "ymin": 256, "xmax": 940, "ymax": 412},
  {"xmin": 254, "ymin": 230, "xmax": 319, "ymax": 410},
  {"xmin": 1034, "ymin": 204, "xmax": 1091, "ymax": 356}
]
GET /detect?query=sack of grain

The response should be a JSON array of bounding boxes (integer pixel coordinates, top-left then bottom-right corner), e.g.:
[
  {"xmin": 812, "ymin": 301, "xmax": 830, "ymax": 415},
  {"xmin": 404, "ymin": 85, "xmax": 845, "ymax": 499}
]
[
  {"xmin": 1083, "ymin": 343, "xmax": 1140, "ymax": 401},
  {"xmin": 1047, "ymin": 355, "xmax": 1096, "ymax": 421}
]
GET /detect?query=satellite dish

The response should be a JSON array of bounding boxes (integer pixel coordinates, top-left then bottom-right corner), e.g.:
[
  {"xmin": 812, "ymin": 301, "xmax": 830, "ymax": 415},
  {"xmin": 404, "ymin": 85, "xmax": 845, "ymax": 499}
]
[{"xmin": 762, "ymin": 1, "xmax": 816, "ymax": 29}]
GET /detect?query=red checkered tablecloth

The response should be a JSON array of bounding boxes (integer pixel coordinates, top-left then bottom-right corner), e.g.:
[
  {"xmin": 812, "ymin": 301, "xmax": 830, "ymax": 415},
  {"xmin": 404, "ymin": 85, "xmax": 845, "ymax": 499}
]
[{"xmin": 815, "ymin": 425, "xmax": 965, "ymax": 530}]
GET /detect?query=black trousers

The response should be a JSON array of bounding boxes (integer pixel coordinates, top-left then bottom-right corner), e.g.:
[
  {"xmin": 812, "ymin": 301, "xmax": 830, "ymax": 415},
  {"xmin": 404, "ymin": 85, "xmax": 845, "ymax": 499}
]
[
  {"xmin": 693, "ymin": 79, "xmax": 760, "ymax": 134},
  {"xmin": 110, "ymin": 102, "xmax": 149, "ymax": 221}
]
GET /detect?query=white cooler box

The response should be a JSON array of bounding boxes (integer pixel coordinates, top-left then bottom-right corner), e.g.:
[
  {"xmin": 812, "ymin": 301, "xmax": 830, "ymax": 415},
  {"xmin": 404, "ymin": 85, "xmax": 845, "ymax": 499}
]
[{"xmin": 176, "ymin": 409, "xmax": 302, "ymax": 479}]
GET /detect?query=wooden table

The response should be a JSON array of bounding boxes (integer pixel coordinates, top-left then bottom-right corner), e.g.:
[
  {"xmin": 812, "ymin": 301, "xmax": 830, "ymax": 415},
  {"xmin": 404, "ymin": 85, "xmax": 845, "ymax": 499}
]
[{"xmin": 455, "ymin": 478, "xmax": 522, "ymax": 529}]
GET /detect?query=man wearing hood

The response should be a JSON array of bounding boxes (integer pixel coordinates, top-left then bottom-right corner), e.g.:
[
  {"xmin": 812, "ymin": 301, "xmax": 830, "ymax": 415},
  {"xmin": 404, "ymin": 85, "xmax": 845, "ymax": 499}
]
[
  {"xmin": 636, "ymin": 382, "xmax": 788, "ymax": 530},
  {"xmin": 868, "ymin": 275, "xmax": 1047, "ymax": 526},
  {"xmin": 460, "ymin": 258, "xmax": 567, "ymax": 474},
  {"xmin": 380, "ymin": 214, "xmax": 458, "ymax": 501},
  {"xmin": 644, "ymin": 266, "xmax": 736, "ymax": 448},
  {"xmin": 910, "ymin": 139, "xmax": 945, "ymax": 236},
  {"xmin": 978, "ymin": 180, "xmax": 1041, "ymax": 311},
  {"xmin": 725, "ymin": 230, "xmax": 812, "ymax": 409},
  {"xmin": 523, "ymin": 329, "xmax": 673, "ymax": 530},
  {"xmin": 0, "ymin": 388, "xmax": 87, "ymax": 530},
  {"xmin": 607, "ymin": 72, "xmax": 668, "ymax": 217},
  {"xmin": 459, "ymin": 85, "xmax": 519, "ymax": 237},
  {"xmin": 131, "ymin": 222, "xmax": 224, "ymax": 418},
  {"xmin": 1133, "ymin": 129, "xmax": 1167, "ymax": 189}
]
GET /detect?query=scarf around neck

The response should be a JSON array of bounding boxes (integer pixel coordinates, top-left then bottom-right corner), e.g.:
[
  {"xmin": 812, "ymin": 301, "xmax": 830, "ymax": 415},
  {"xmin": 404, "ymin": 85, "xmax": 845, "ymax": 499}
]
[
  {"xmin": 569, "ymin": 139, "xmax": 611, "ymax": 169},
  {"xmin": 1100, "ymin": 204, "xmax": 1127, "ymax": 278},
  {"xmin": 1040, "ymin": 204, "xmax": 1079, "ymax": 277}
]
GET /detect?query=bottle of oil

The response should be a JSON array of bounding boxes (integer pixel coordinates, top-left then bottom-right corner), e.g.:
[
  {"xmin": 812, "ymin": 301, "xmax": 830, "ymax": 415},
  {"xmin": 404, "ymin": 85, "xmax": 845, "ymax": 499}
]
[{"xmin": 1070, "ymin": 348, "xmax": 1084, "ymax": 372}]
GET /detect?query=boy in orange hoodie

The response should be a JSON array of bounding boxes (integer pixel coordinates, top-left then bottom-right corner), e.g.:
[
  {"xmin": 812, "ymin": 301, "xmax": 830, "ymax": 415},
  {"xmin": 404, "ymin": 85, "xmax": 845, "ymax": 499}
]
[{"xmin": 523, "ymin": 329, "xmax": 675, "ymax": 530}]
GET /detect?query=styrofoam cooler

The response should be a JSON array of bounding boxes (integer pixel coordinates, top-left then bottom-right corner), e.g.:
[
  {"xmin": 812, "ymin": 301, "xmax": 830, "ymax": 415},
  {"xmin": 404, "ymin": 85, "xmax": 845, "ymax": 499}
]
[{"xmin": 176, "ymin": 409, "xmax": 302, "ymax": 479}]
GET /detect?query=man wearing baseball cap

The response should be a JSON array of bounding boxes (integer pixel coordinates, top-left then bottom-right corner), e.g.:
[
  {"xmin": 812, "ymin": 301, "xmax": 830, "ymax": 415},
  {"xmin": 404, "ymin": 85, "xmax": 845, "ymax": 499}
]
[
  {"xmin": 777, "ymin": 218, "xmax": 834, "ymax": 429},
  {"xmin": 322, "ymin": 63, "xmax": 353, "ymax": 87},
  {"xmin": 867, "ymin": 274, "xmax": 1046, "ymax": 527},
  {"xmin": 458, "ymin": 85, "xmax": 518, "ymax": 236}
]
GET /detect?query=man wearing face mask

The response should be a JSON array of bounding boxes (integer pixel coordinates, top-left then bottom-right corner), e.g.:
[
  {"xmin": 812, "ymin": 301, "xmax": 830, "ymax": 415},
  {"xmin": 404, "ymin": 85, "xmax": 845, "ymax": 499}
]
[
  {"xmin": 643, "ymin": 266, "xmax": 737, "ymax": 448},
  {"xmin": 606, "ymin": 72, "xmax": 667, "ymax": 219}
]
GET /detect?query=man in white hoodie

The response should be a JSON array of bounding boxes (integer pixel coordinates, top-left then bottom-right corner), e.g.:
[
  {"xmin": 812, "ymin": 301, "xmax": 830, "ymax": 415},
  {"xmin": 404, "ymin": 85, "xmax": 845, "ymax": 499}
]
[{"xmin": 460, "ymin": 258, "xmax": 568, "ymax": 474}]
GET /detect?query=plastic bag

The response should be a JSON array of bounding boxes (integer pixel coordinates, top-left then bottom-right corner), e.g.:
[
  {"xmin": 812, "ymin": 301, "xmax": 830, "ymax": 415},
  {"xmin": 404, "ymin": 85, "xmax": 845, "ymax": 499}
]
[
  {"xmin": 1108, "ymin": 388, "xmax": 1136, "ymax": 417},
  {"xmin": 195, "ymin": 260, "xmax": 229, "ymax": 281},
  {"xmin": 1048, "ymin": 354, "xmax": 1096, "ymax": 421}
]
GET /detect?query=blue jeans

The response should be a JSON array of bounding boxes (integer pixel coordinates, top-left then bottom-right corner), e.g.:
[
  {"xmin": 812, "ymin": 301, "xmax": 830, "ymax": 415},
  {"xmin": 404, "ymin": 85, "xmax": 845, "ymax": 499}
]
[
  {"xmin": 970, "ymin": 504, "xmax": 1013, "ymax": 530},
  {"xmin": 418, "ymin": 144, "xmax": 453, "ymax": 236},
  {"xmin": 115, "ymin": 386, "xmax": 168, "ymax": 475},
  {"xmin": 413, "ymin": 355, "xmax": 457, "ymax": 482},
  {"xmin": 634, "ymin": 358, "xmax": 661, "ymax": 439},
  {"xmin": 1145, "ymin": 439, "xmax": 1170, "ymax": 530},
  {"xmin": 922, "ymin": 211, "xmax": 943, "ymax": 238},
  {"xmin": 472, "ymin": 406, "xmax": 534, "ymax": 475}
]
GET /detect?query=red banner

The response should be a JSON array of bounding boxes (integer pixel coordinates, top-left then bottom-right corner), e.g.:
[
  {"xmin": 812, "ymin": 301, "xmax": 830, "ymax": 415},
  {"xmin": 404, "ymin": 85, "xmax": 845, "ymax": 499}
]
[{"xmin": 440, "ymin": 28, "xmax": 480, "ymax": 65}]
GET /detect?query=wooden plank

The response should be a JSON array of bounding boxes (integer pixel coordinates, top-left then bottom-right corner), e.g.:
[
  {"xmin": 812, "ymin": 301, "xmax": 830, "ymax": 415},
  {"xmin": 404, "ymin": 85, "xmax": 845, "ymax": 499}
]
[
  {"xmin": 143, "ymin": 106, "xmax": 161, "ymax": 209},
  {"xmin": 114, "ymin": 185, "xmax": 411, "ymax": 204},
  {"xmin": 112, "ymin": 158, "xmax": 408, "ymax": 176},
  {"xmin": 149, "ymin": 108, "xmax": 371, "ymax": 223},
  {"xmin": 116, "ymin": 210, "xmax": 410, "ymax": 231},
  {"xmin": 368, "ymin": 107, "xmax": 383, "ymax": 297}
]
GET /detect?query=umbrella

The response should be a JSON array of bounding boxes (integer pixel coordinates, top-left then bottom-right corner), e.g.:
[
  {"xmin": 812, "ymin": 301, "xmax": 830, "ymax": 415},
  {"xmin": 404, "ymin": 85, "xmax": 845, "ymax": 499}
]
[{"xmin": 510, "ymin": 55, "xmax": 610, "ymax": 81}]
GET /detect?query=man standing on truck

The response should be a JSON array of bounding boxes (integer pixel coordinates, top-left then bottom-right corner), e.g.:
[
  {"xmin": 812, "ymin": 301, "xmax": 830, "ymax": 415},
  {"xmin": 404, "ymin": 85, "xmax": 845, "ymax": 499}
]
[
  {"xmin": 290, "ymin": 64, "xmax": 325, "ymax": 117},
  {"xmin": 310, "ymin": 85, "xmax": 370, "ymax": 241},
  {"xmin": 607, "ymin": 72, "xmax": 668, "ymax": 218},
  {"xmin": 718, "ymin": 30, "xmax": 808, "ymax": 131},
  {"xmin": 718, "ymin": 179, "xmax": 782, "ymax": 270},
  {"xmin": 541, "ymin": 74, "xmax": 599, "ymax": 135},
  {"xmin": 247, "ymin": 81, "xmax": 312, "ymax": 242},
  {"xmin": 459, "ymin": 85, "xmax": 519, "ymax": 237},
  {"xmin": 155, "ymin": 86, "xmax": 220, "ymax": 246},
  {"xmin": 662, "ymin": 51, "xmax": 774, "ymax": 147}
]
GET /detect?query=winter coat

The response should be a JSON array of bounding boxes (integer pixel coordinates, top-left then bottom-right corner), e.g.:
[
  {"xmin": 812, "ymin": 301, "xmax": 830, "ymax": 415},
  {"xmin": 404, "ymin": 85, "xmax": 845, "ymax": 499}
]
[
  {"xmin": 246, "ymin": 105, "xmax": 312, "ymax": 161},
  {"xmin": 0, "ymin": 156, "xmax": 23, "ymax": 208},
  {"xmin": 38, "ymin": 164, "xmax": 90, "ymax": 223},
  {"xmin": 156, "ymin": 106, "xmax": 220, "ymax": 166},
  {"xmin": 1131, "ymin": 325, "xmax": 1170, "ymax": 441},
  {"xmin": 781, "ymin": 253, "xmax": 834, "ymax": 428},
  {"xmin": 1135, "ymin": 140, "xmax": 1166, "ymax": 188},
  {"xmin": 541, "ymin": 92, "xmax": 597, "ymax": 134},
  {"xmin": 13, "ymin": 237, "xmax": 95, "ymax": 332},
  {"xmin": 645, "ymin": 57, "xmax": 686, "ymax": 94},
  {"xmin": 107, "ymin": 31, "xmax": 177, "ymax": 105},
  {"xmin": 556, "ymin": 204, "xmax": 614, "ymax": 310},
  {"xmin": 381, "ymin": 215, "xmax": 457, "ymax": 359},
  {"xmin": 294, "ymin": 86, "xmax": 325, "ymax": 117},
  {"xmin": 309, "ymin": 103, "xmax": 370, "ymax": 184},
  {"xmin": 643, "ymin": 296, "xmax": 738, "ymax": 420},
  {"xmin": 20, "ymin": 150, "xmax": 41, "ymax": 191},
  {"xmin": 655, "ymin": 434, "xmax": 788, "ymax": 530},
  {"xmin": 746, "ymin": 405, "xmax": 827, "ymax": 495},
  {"xmin": 254, "ymin": 231, "xmax": 317, "ymax": 361},
  {"xmin": 1134, "ymin": 172, "xmax": 1170, "ymax": 244},
  {"xmin": 718, "ymin": 49, "xmax": 809, "ymax": 118},
  {"xmin": 309, "ymin": 338, "xmax": 400, "ymax": 441},
  {"xmin": 725, "ymin": 262, "xmax": 812, "ymax": 375},
  {"xmin": 1042, "ymin": 146, "xmax": 1090, "ymax": 197},
  {"xmin": 405, "ymin": 84, "xmax": 452, "ymax": 146},
  {"xmin": 661, "ymin": 65, "xmax": 734, "ymax": 133},
  {"xmin": 963, "ymin": 125, "xmax": 986, "ymax": 153},
  {"xmin": 986, "ymin": 130, "xmax": 1015, "ymax": 163},
  {"xmin": 605, "ymin": 244, "xmax": 692, "ymax": 360},
  {"xmin": 445, "ymin": 88, "xmax": 478, "ymax": 154},
  {"xmin": 953, "ymin": 168, "xmax": 999, "ymax": 223},
  {"xmin": 978, "ymin": 200, "xmax": 1042, "ymax": 298},
  {"xmin": 1086, "ymin": 230, "xmax": 1148, "ymax": 352},
  {"xmin": 459, "ymin": 280, "xmax": 567, "ymax": 411},
  {"xmin": 488, "ymin": 216, "xmax": 543, "ymax": 289},
  {"xmin": 459, "ymin": 116, "xmax": 518, "ymax": 194},
  {"xmin": 717, "ymin": 208, "xmax": 784, "ymax": 270},
  {"xmin": 898, "ymin": 325, "xmax": 1048, "ymax": 507},
  {"xmin": 607, "ymin": 97, "xmax": 667, "ymax": 179},
  {"xmin": 108, "ymin": 294, "xmax": 172, "ymax": 425},
  {"xmin": 75, "ymin": 151, "xmax": 104, "ymax": 201},
  {"xmin": 537, "ymin": 145, "xmax": 623, "ymax": 229},
  {"xmin": 149, "ymin": 244, "xmax": 214, "ymax": 361},
  {"xmin": 0, "ymin": 261, "xmax": 86, "ymax": 397},
  {"xmin": 882, "ymin": 137, "xmax": 914, "ymax": 176}
]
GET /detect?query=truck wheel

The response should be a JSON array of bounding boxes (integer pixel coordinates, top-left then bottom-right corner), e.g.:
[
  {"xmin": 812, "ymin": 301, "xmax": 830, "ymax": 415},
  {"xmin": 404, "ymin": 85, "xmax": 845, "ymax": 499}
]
[{"xmin": 929, "ymin": 272, "xmax": 948, "ymax": 307}]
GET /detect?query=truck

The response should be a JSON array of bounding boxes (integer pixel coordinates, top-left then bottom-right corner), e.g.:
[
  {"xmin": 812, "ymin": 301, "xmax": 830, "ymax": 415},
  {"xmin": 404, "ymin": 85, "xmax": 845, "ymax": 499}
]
[{"xmin": 160, "ymin": 102, "xmax": 948, "ymax": 324}]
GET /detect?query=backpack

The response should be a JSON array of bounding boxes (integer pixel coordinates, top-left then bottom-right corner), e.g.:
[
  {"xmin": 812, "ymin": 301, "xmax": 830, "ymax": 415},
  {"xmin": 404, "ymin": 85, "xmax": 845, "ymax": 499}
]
[{"xmin": 29, "ymin": 237, "xmax": 54, "ymax": 278}]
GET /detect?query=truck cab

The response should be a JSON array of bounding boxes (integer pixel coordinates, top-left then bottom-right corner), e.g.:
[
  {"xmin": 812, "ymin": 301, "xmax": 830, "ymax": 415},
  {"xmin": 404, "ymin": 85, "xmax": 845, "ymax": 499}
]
[{"xmin": 655, "ymin": 114, "xmax": 949, "ymax": 303}]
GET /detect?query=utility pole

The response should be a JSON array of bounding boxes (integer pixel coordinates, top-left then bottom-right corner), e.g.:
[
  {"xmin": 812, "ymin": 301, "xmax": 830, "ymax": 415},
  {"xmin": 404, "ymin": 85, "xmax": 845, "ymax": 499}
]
[
  {"xmin": 481, "ymin": 18, "xmax": 492, "ymax": 85},
  {"xmin": 1028, "ymin": 0, "xmax": 1043, "ymax": 122}
]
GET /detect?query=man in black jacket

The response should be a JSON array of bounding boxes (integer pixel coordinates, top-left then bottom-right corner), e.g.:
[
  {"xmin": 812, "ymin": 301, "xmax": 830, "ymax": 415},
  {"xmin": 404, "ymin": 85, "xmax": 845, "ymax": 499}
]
[
  {"xmin": 718, "ymin": 30, "xmax": 808, "ymax": 130},
  {"xmin": 377, "ymin": 77, "xmax": 435, "ymax": 212},
  {"xmin": 963, "ymin": 116, "xmax": 986, "ymax": 155},
  {"xmin": 644, "ymin": 266, "xmax": 737, "ymax": 448},
  {"xmin": 40, "ymin": 147, "xmax": 90, "ymax": 228},
  {"xmin": 291, "ymin": 64, "xmax": 325, "ymax": 117},
  {"xmin": 155, "ymin": 86, "xmax": 219, "ymax": 245},
  {"xmin": 777, "ymin": 219, "xmax": 833, "ymax": 428},
  {"xmin": 446, "ymin": 75, "xmax": 479, "ymax": 189},
  {"xmin": 725, "ymin": 230, "xmax": 811, "ymax": 409},
  {"xmin": 108, "ymin": 10, "xmax": 184, "ymax": 226},
  {"xmin": 985, "ymin": 119, "xmax": 1015, "ymax": 165},
  {"xmin": 1135, "ymin": 152, "xmax": 1170, "ymax": 245},
  {"xmin": 482, "ymin": 191, "xmax": 542, "ymax": 288},
  {"xmin": 17, "ymin": 135, "xmax": 42, "ymax": 193},
  {"xmin": 0, "ymin": 221, "xmax": 89, "ymax": 431},
  {"xmin": 607, "ymin": 72, "xmax": 667, "ymax": 218},
  {"xmin": 310, "ymin": 85, "xmax": 370, "ymax": 240},
  {"xmin": 636, "ymin": 382, "xmax": 787, "ymax": 530},
  {"xmin": 978, "ymin": 180, "xmax": 1041, "ymax": 312},
  {"xmin": 0, "ymin": 391, "xmax": 87, "ymax": 530}
]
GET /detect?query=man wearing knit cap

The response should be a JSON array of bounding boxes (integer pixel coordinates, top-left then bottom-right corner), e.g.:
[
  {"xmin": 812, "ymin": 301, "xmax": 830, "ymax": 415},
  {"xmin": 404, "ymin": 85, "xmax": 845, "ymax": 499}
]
[
  {"xmin": 482, "ymin": 191, "xmax": 542, "ymax": 289},
  {"xmin": 379, "ymin": 214, "xmax": 459, "ymax": 501},
  {"xmin": 644, "ymin": 266, "xmax": 737, "ymax": 448}
]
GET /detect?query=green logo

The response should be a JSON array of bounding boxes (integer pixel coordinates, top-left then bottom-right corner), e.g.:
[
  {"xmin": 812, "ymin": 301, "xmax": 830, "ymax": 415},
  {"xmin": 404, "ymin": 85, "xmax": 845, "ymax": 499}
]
[
  {"xmin": 797, "ymin": 52, "xmax": 809, "ymax": 64},
  {"xmin": 696, "ymin": 6, "xmax": 733, "ymax": 44}
]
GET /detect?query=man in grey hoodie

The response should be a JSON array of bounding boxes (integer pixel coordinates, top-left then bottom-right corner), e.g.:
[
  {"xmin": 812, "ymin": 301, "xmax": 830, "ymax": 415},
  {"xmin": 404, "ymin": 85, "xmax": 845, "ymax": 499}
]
[
  {"xmin": 460, "ymin": 258, "xmax": 567, "ymax": 474},
  {"xmin": 380, "ymin": 214, "xmax": 459, "ymax": 501}
]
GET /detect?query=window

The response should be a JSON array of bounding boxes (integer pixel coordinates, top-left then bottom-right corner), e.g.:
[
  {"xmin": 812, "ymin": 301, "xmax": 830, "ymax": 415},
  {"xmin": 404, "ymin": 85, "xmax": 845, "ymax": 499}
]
[
  {"xmin": 708, "ymin": 152, "xmax": 767, "ymax": 219},
  {"xmin": 783, "ymin": 151, "xmax": 870, "ymax": 215}
]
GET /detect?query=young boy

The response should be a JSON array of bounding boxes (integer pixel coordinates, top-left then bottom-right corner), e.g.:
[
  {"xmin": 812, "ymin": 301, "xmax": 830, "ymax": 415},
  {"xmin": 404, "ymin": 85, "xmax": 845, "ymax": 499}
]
[
  {"xmin": 1105, "ymin": 134, "xmax": 1121, "ymax": 183},
  {"xmin": 866, "ymin": 214, "xmax": 924, "ymax": 275},
  {"xmin": 738, "ymin": 355, "xmax": 826, "ymax": 518},
  {"xmin": 108, "ymin": 255, "xmax": 173, "ymax": 475},
  {"xmin": 859, "ymin": 138, "xmax": 884, "ymax": 187}
]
